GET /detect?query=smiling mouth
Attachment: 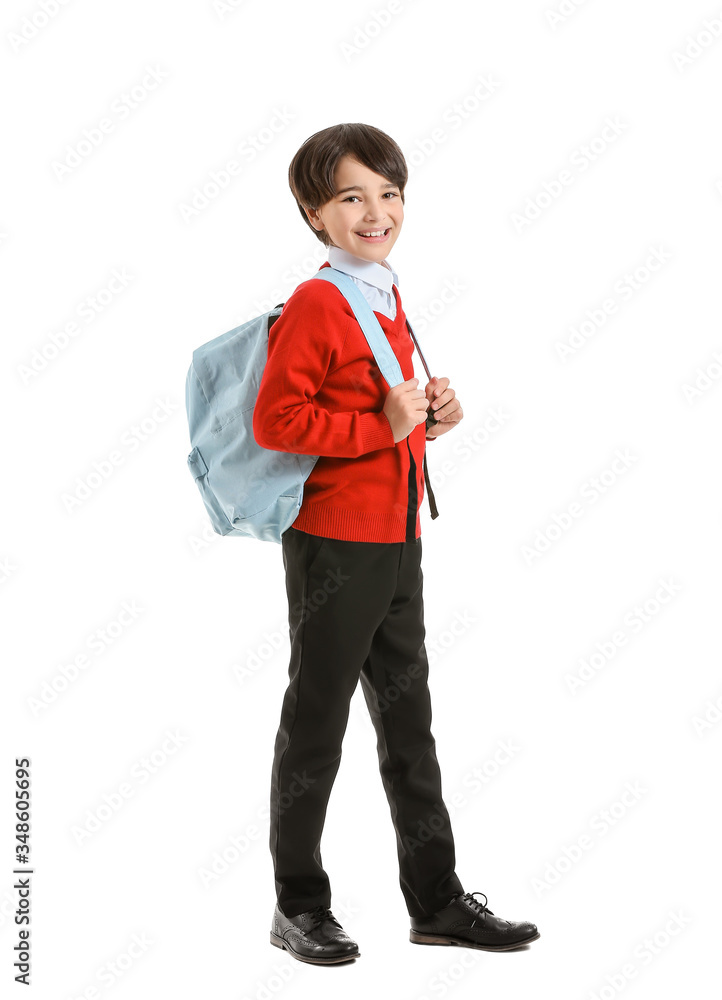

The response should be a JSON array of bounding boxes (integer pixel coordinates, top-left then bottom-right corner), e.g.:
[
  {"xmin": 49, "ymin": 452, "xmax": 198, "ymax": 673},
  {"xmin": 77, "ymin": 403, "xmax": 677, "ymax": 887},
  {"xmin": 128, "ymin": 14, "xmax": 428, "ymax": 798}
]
[{"xmin": 356, "ymin": 228, "xmax": 390, "ymax": 239}]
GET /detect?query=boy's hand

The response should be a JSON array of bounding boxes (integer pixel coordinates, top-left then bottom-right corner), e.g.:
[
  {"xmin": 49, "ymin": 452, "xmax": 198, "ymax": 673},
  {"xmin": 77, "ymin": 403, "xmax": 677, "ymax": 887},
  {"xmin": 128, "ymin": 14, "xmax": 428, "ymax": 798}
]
[
  {"xmin": 424, "ymin": 376, "xmax": 463, "ymax": 439},
  {"xmin": 383, "ymin": 377, "xmax": 430, "ymax": 443}
]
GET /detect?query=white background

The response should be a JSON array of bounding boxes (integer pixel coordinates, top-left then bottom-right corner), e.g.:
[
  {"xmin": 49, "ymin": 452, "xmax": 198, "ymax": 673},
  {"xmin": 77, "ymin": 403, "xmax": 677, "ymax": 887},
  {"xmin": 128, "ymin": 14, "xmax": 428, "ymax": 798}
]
[{"xmin": 3, "ymin": 1, "xmax": 721, "ymax": 997}]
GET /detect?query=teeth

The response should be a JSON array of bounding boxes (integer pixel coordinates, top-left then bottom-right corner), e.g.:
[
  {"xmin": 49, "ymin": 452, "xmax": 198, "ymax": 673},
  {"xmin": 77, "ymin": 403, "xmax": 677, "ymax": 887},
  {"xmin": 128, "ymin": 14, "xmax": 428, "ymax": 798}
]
[{"xmin": 358, "ymin": 230, "xmax": 387, "ymax": 237}]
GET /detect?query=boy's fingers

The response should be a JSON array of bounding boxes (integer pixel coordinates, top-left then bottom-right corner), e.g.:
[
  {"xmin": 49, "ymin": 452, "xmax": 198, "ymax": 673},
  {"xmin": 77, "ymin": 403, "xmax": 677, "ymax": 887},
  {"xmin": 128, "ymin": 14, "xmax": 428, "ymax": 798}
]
[
  {"xmin": 439, "ymin": 401, "xmax": 462, "ymax": 421},
  {"xmin": 430, "ymin": 390, "xmax": 449, "ymax": 410}
]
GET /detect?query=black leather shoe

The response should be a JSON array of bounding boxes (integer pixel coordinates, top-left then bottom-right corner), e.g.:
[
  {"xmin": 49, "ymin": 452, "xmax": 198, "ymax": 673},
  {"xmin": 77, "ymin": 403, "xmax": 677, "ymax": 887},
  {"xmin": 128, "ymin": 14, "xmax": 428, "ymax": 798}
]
[
  {"xmin": 410, "ymin": 891, "xmax": 539, "ymax": 951},
  {"xmin": 270, "ymin": 903, "xmax": 360, "ymax": 964}
]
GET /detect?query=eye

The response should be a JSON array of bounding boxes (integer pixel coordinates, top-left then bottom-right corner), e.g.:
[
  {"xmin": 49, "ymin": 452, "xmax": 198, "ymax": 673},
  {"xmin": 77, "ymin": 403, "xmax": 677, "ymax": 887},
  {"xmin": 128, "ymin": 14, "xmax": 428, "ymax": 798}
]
[{"xmin": 342, "ymin": 191, "xmax": 399, "ymax": 202}]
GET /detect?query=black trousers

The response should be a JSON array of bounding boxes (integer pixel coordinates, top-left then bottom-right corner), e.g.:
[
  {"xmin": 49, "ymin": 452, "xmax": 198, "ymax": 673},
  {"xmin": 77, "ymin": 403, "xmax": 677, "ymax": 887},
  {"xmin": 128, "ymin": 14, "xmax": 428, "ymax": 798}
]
[{"xmin": 270, "ymin": 526, "xmax": 464, "ymax": 920}]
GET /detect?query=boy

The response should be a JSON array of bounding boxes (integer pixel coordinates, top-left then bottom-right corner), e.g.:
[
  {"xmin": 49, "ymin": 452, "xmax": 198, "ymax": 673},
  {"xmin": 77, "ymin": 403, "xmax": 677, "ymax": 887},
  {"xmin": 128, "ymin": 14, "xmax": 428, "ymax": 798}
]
[{"xmin": 252, "ymin": 123, "xmax": 539, "ymax": 965}]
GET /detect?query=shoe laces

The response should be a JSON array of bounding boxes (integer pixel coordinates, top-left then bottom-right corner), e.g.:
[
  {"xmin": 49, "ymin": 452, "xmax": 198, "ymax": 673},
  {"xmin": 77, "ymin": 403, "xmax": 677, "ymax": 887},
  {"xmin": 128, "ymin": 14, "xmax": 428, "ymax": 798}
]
[
  {"xmin": 307, "ymin": 904, "xmax": 337, "ymax": 929},
  {"xmin": 459, "ymin": 891, "xmax": 494, "ymax": 928}
]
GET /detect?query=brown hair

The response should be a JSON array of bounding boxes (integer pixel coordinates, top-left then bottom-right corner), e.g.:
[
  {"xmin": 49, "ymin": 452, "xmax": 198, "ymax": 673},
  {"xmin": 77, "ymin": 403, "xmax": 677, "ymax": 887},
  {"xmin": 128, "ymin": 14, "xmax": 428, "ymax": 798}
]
[{"xmin": 288, "ymin": 123, "xmax": 407, "ymax": 247}]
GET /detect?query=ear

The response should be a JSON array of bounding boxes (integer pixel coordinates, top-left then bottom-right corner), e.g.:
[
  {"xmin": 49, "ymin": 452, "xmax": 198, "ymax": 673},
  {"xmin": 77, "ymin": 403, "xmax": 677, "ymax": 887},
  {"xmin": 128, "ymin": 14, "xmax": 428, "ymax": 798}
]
[{"xmin": 303, "ymin": 205, "xmax": 325, "ymax": 232}]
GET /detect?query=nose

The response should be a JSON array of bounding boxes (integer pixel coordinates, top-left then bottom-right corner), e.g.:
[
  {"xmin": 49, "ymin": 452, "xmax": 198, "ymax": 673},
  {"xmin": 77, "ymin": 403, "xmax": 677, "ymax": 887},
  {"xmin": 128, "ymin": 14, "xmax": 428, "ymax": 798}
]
[{"xmin": 363, "ymin": 200, "xmax": 387, "ymax": 221}]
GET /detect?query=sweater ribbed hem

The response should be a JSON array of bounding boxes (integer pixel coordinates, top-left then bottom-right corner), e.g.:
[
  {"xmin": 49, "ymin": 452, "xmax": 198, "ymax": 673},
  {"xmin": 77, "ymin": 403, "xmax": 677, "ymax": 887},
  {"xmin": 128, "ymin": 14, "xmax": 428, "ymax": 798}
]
[{"xmin": 291, "ymin": 504, "xmax": 421, "ymax": 543}]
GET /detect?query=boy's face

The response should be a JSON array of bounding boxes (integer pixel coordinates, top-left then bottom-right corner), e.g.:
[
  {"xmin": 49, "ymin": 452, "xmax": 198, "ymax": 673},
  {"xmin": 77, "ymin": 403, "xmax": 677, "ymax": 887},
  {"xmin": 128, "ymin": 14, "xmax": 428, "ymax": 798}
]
[{"xmin": 304, "ymin": 155, "xmax": 403, "ymax": 263}]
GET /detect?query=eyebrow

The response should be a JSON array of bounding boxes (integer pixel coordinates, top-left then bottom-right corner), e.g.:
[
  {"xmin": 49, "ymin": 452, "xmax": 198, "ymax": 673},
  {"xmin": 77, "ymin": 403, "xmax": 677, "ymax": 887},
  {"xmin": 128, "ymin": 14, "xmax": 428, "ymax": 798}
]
[{"xmin": 335, "ymin": 182, "xmax": 399, "ymax": 194}]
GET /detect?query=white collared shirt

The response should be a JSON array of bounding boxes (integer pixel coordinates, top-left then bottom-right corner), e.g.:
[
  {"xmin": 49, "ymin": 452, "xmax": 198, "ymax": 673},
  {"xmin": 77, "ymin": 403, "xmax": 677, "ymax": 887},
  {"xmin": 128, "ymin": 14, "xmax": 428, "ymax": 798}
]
[{"xmin": 327, "ymin": 245, "xmax": 399, "ymax": 320}]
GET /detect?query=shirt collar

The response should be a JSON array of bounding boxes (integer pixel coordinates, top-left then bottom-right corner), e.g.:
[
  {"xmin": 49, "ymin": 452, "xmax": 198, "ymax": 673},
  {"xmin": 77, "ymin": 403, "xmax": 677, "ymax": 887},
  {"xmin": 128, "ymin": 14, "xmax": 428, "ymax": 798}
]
[{"xmin": 327, "ymin": 245, "xmax": 399, "ymax": 293}]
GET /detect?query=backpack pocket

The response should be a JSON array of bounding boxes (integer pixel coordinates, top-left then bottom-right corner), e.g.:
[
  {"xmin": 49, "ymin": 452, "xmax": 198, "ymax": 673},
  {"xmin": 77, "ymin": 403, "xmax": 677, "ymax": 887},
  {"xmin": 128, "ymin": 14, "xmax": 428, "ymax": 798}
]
[{"xmin": 187, "ymin": 446, "xmax": 235, "ymax": 536}]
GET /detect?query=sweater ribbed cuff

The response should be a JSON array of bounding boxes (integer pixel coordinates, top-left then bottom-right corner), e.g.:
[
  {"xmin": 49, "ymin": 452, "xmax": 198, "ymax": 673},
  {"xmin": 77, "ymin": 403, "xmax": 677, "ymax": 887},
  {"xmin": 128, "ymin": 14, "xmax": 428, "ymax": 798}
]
[{"xmin": 360, "ymin": 411, "xmax": 396, "ymax": 453}]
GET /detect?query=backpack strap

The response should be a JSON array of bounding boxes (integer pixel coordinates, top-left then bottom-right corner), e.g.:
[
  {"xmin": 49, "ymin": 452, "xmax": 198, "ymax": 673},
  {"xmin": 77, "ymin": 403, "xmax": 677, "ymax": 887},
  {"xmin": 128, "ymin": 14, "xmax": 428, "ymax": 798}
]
[
  {"xmin": 405, "ymin": 318, "xmax": 430, "ymax": 380},
  {"xmin": 313, "ymin": 269, "xmax": 404, "ymax": 388},
  {"xmin": 312, "ymin": 268, "xmax": 440, "ymax": 521}
]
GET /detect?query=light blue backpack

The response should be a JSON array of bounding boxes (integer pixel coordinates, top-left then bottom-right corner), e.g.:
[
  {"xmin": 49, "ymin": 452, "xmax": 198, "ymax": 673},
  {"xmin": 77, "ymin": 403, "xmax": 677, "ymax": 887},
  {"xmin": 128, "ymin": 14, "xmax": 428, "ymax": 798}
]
[{"xmin": 185, "ymin": 267, "xmax": 438, "ymax": 543}]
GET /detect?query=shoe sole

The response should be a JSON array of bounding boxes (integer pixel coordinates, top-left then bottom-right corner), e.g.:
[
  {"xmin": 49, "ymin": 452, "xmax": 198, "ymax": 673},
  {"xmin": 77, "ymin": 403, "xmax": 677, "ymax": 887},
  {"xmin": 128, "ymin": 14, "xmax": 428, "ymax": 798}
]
[
  {"xmin": 270, "ymin": 931, "xmax": 360, "ymax": 964},
  {"xmin": 409, "ymin": 929, "xmax": 540, "ymax": 951}
]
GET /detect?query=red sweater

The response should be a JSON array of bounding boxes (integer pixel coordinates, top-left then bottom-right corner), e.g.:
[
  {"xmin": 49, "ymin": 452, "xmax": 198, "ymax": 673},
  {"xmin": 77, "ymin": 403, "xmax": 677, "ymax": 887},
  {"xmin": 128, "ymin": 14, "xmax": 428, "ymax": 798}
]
[{"xmin": 252, "ymin": 262, "xmax": 427, "ymax": 543}]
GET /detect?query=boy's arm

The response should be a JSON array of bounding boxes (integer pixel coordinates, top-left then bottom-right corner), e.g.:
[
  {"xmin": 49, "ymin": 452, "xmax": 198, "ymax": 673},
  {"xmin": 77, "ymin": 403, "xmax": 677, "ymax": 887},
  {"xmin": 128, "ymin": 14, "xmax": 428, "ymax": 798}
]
[{"xmin": 253, "ymin": 282, "xmax": 396, "ymax": 459}]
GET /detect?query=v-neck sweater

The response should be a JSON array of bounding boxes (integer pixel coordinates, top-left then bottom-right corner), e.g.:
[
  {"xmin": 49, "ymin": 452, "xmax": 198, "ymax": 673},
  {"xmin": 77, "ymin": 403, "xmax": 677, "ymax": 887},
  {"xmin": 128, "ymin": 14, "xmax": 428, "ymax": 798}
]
[{"xmin": 252, "ymin": 261, "xmax": 426, "ymax": 542}]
